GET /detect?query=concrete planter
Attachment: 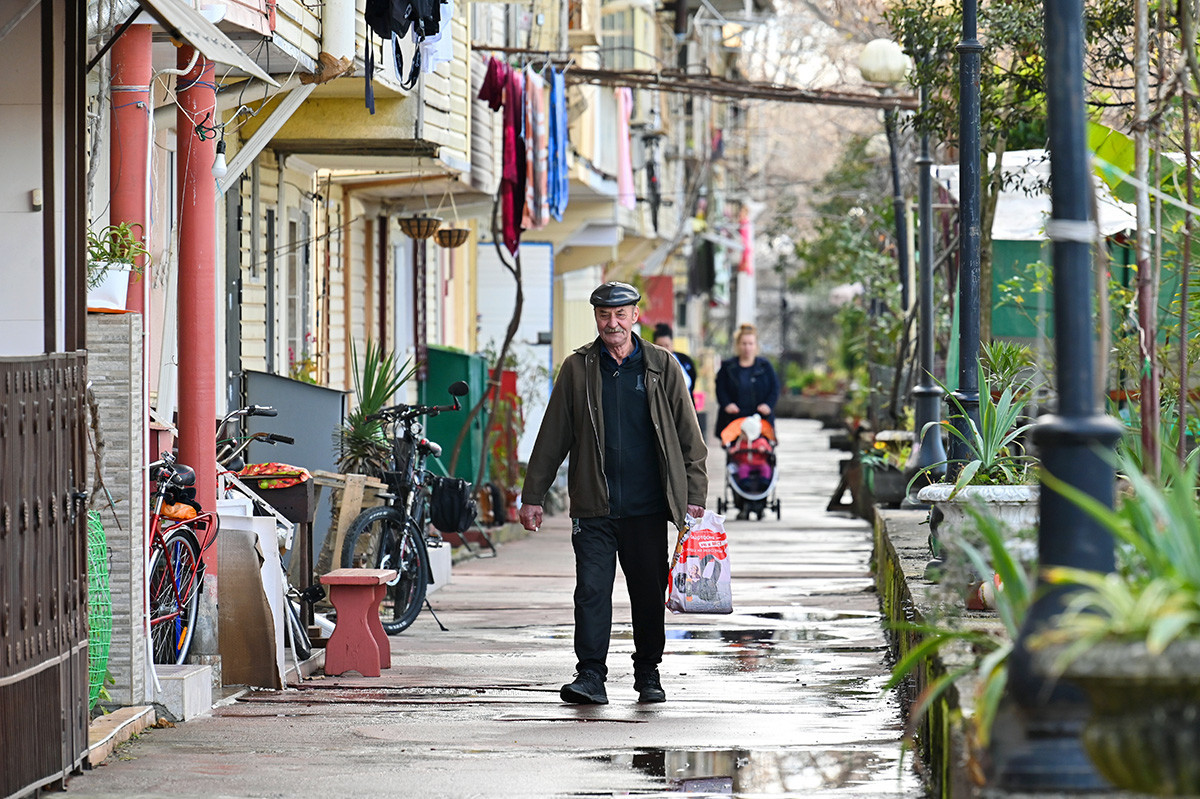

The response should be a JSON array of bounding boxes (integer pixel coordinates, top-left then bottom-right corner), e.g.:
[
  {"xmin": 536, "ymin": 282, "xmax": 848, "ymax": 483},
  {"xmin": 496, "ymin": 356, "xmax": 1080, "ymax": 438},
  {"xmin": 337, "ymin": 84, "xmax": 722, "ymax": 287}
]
[
  {"xmin": 777, "ymin": 393, "xmax": 845, "ymax": 426},
  {"xmin": 864, "ymin": 465, "xmax": 908, "ymax": 509},
  {"xmin": 1033, "ymin": 639, "xmax": 1200, "ymax": 795},
  {"xmin": 916, "ymin": 483, "xmax": 1039, "ymax": 540}
]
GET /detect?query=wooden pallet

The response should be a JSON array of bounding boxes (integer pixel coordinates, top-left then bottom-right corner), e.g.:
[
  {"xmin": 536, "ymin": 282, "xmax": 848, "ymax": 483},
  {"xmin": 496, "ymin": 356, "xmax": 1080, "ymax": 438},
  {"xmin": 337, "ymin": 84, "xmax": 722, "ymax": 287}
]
[{"xmin": 310, "ymin": 470, "xmax": 388, "ymax": 569}]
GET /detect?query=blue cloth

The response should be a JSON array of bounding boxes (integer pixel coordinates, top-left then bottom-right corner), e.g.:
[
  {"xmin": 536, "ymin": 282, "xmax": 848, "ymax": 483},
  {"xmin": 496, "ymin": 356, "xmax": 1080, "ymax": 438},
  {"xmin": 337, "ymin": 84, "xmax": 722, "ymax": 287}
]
[{"xmin": 548, "ymin": 68, "xmax": 570, "ymax": 221}]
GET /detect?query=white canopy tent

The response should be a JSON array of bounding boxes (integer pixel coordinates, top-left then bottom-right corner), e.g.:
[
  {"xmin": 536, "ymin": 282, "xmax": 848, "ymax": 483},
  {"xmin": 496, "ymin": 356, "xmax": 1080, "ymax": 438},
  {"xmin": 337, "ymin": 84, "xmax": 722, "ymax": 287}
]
[{"xmin": 932, "ymin": 149, "xmax": 1136, "ymax": 240}]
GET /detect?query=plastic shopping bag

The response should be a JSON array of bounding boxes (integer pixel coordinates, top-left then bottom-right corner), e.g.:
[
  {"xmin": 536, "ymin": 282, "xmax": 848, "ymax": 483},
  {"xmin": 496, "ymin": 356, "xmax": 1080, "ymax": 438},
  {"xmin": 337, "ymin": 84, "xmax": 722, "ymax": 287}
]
[{"xmin": 666, "ymin": 509, "xmax": 732, "ymax": 614}]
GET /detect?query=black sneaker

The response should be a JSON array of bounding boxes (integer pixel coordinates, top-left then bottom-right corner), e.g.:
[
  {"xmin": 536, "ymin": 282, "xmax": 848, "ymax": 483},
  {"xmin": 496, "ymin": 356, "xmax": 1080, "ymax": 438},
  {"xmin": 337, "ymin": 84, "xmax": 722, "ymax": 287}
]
[
  {"xmin": 560, "ymin": 671, "xmax": 608, "ymax": 704},
  {"xmin": 633, "ymin": 668, "xmax": 667, "ymax": 703}
]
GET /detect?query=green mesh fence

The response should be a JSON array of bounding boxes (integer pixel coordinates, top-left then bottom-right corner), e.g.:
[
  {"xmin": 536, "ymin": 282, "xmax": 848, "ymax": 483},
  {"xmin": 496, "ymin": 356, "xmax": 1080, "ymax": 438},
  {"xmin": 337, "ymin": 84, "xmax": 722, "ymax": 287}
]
[{"xmin": 87, "ymin": 510, "xmax": 113, "ymax": 710}]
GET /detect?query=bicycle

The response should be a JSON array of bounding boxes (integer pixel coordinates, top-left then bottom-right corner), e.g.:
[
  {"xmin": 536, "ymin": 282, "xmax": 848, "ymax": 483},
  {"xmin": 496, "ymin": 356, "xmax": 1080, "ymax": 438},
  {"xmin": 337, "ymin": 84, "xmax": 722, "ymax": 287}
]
[
  {"xmin": 147, "ymin": 452, "xmax": 218, "ymax": 665},
  {"xmin": 216, "ymin": 404, "xmax": 315, "ymax": 661},
  {"xmin": 339, "ymin": 380, "xmax": 469, "ymax": 634}
]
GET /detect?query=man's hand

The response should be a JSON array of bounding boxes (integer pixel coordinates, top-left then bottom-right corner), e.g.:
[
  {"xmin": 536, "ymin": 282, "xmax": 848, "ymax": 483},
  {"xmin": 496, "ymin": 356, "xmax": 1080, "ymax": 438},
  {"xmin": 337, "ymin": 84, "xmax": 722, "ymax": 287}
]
[
  {"xmin": 756, "ymin": 403, "xmax": 771, "ymax": 416},
  {"xmin": 686, "ymin": 504, "xmax": 704, "ymax": 520},
  {"xmin": 519, "ymin": 503, "xmax": 544, "ymax": 532},
  {"xmin": 724, "ymin": 403, "xmax": 739, "ymax": 414}
]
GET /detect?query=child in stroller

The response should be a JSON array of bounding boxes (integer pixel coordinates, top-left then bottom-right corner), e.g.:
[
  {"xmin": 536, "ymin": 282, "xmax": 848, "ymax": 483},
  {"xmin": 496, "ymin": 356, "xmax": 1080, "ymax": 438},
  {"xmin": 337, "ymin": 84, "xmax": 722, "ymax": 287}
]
[{"xmin": 716, "ymin": 414, "xmax": 781, "ymax": 521}]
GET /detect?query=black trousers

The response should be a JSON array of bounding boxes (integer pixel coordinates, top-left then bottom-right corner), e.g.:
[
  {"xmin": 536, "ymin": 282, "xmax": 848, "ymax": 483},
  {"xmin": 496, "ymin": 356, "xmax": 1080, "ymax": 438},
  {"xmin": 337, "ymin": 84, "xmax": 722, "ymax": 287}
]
[{"xmin": 571, "ymin": 512, "xmax": 670, "ymax": 679}]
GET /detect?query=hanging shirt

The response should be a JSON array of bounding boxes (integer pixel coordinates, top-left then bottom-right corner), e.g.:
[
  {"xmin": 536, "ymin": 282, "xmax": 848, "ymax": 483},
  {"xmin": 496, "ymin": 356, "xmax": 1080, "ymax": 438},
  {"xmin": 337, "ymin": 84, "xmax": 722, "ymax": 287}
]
[
  {"xmin": 615, "ymin": 87, "xmax": 636, "ymax": 210},
  {"xmin": 522, "ymin": 68, "xmax": 550, "ymax": 230},
  {"xmin": 547, "ymin": 67, "xmax": 570, "ymax": 221},
  {"xmin": 419, "ymin": 0, "xmax": 454, "ymax": 74},
  {"xmin": 476, "ymin": 57, "xmax": 525, "ymax": 253}
]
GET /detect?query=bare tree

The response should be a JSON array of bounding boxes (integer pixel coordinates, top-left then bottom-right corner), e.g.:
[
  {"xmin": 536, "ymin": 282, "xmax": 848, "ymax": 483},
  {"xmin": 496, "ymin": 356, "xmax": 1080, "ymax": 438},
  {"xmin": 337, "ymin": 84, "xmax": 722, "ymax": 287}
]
[{"xmin": 448, "ymin": 195, "xmax": 524, "ymax": 491}]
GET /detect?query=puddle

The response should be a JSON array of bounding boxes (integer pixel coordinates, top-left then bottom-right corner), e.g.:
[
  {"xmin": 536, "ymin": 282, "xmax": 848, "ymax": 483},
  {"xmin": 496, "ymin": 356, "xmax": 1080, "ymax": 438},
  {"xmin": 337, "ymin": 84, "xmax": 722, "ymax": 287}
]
[{"xmin": 591, "ymin": 747, "xmax": 921, "ymax": 795}]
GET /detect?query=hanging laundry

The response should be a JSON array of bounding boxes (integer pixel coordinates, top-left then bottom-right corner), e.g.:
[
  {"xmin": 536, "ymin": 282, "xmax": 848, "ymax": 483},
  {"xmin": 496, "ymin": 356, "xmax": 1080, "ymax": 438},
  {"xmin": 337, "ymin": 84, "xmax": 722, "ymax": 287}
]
[
  {"xmin": 419, "ymin": 0, "xmax": 454, "ymax": 74},
  {"xmin": 477, "ymin": 57, "xmax": 526, "ymax": 254},
  {"xmin": 615, "ymin": 87, "xmax": 636, "ymax": 210},
  {"xmin": 522, "ymin": 68, "xmax": 550, "ymax": 230},
  {"xmin": 364, "ymin": 0, "xmax": 447, "ymax": 93},
  {"xmin": 547, "ymin": 67, "xmax": 570, "ymax": 222}
]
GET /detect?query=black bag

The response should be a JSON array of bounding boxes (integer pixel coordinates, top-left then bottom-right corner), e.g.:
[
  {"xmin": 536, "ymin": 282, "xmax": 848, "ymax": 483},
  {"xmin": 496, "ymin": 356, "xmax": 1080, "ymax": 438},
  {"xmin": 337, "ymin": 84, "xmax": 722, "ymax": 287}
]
[{"xmin": 430, "ymin": 476, "xmax": 476, "ymax": 534}]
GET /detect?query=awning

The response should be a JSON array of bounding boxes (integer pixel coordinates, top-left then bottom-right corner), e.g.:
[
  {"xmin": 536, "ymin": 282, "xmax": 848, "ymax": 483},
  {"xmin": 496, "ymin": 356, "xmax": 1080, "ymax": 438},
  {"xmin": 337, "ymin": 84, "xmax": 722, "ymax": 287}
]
[
  {"xmin": 121, "ymin": 0, "xmax": 277, "ymax": 86},
  {"xmin": 932, "ymin": 149, "xmax": 1136, "ymax": 241}
]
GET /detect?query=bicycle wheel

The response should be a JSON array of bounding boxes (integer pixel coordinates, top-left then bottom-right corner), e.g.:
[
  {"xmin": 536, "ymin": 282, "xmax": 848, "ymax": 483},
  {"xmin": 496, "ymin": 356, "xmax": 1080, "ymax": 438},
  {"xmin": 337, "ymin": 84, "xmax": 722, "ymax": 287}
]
[
  {"xmin": 148, "ymin": 528, "xmax": 202, "ymax": 665},
  {"xmin": 341, "ymin": 505, "xmax": 429, "ymax": 634}
]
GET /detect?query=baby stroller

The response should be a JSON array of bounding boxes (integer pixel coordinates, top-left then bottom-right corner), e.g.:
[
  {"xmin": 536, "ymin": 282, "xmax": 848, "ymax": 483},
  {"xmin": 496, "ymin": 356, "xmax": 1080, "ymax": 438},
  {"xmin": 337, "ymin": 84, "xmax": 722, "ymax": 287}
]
[{"xmin": 715, "ymin": 414, "xmax": 781, "ymax": 521}]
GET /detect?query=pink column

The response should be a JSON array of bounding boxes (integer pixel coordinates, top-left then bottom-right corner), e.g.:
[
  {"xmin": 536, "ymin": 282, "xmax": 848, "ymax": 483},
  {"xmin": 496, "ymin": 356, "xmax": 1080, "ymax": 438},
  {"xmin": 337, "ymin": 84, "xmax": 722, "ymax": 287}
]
[
  {"xmin": 109, "ymin": 24, "xmax": 152, "ymax": 314},
  {"xmin": 175, "ymin": 46, "xmax": 218, "ymax": 558}
]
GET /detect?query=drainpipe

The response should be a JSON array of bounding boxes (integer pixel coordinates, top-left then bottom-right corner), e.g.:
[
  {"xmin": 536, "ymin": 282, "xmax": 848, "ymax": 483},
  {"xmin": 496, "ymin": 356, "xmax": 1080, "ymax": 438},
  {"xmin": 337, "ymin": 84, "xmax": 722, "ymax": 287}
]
[
  {"xmin": 110, "ymin": 23, "xmax": 152, "ymax": 314},
  {"xmin": 323, "ymin": 0, "xmax": 355, "ymax": 60},
  {"xmin": 175, "ymin": 46, "xmax": 219, "ymax": 533}
]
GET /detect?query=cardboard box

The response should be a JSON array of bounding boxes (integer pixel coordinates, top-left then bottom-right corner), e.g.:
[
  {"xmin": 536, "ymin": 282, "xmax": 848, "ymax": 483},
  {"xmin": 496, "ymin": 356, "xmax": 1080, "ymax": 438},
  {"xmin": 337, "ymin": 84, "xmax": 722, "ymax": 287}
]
[{"xmin": 217, "ymin": 513, "xmax": 285, "ymax": 688}]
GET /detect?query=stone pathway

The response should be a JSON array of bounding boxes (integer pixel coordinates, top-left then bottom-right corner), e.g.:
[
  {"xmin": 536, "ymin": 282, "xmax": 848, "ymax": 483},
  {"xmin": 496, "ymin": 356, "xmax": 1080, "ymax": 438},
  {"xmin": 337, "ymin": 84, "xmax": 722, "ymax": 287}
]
[{"xmin": 72, "ymin": 418, "xmax": 923, "ymax": 798}]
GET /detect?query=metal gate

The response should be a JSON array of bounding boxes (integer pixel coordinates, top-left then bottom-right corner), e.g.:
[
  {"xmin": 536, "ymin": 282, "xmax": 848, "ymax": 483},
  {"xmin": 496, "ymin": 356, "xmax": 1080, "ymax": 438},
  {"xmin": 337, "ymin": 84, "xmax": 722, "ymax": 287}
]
[{"xmin": 1, "ymin": 353, "xmax": 89, "ymax": 799}]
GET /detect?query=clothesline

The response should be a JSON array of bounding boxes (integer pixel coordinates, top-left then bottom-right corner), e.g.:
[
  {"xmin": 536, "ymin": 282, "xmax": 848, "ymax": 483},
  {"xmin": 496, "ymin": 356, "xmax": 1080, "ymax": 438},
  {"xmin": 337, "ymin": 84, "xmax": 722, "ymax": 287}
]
[{"xmin": 470, "ymin": 43, "xmax": 575, "ymax": 73}]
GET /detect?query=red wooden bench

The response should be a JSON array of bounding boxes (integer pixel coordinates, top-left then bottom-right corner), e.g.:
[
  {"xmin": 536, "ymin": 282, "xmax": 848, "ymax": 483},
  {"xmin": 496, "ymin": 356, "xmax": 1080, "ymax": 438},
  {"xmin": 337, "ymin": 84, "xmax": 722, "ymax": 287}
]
[{"xmin": 319, "ymin": 568, "xmax": 397, "ymax": 677}]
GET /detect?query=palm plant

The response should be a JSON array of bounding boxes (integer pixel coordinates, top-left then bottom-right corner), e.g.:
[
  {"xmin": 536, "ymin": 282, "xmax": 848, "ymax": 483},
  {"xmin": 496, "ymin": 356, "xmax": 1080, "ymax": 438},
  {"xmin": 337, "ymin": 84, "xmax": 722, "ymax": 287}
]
[{"xmin": 334, "ymin": 340, "xmax": 417, "ymax": 475}]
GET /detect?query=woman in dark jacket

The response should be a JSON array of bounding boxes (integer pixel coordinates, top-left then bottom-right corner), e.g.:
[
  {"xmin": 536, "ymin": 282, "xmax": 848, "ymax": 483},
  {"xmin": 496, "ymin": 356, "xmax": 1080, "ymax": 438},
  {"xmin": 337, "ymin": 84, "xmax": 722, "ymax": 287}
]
[{"xmin": 714, "ymin": 323, "xmax": 780, "ymax": 438}]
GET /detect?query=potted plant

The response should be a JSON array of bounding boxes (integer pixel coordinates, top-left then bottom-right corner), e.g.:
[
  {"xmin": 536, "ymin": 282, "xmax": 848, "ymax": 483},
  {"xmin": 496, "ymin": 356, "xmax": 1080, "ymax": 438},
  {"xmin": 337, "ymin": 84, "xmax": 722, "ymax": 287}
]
[
  {"xmin": 1030, "ymin": 454, "xmax": 1200, "ymax": 795},
  {"xmin": 334, "ymin": 340, "xmax": 417, "ymax": 476},
  {"xmin": 86, "ymin": 222, "xmax": 150, "ymax": 311},
  {"xmin": 314, "ymin": 340, "xmax": 417, "ymax": 574},
  {"xmin": 912, "ymin": 358, "xmax": 1041, "ymax": 547},
  {"xmin": 855, "ymin": 432, "xmax": 913, "ymax": 512}
]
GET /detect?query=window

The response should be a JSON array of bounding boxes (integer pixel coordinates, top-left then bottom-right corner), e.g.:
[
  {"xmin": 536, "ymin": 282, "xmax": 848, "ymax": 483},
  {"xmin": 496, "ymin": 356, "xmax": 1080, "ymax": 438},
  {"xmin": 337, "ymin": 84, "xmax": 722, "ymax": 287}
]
[
  {"xmin": 286, "ymin": 214, "xmax": 310, "ymax": 377},
  {"xmin": 265, "ymin": 208, "xmax": 276, "ymax": 372},
  {"xmin": 600, "ymin": 8, "xmax": 634, "ymax": 70}
]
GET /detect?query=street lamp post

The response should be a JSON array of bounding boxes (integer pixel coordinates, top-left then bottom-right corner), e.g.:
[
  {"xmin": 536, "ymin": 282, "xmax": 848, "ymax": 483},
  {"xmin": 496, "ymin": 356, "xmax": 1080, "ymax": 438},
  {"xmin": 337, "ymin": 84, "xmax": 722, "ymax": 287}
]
[
  {"xmin": 990, "ymin": 0, "xmax": 1124, "ymax": 788},
  {"xmin": 860, "ymin": 39, "xmax": 945, "ymax": 491},
  {"xmin": 912, "ymin": 74, "xmax": 947, "ymax": 481},
  {"xmin": 859, "ymin": 40, "xmax": 913, "ymax": 314},
  {"xmin": 952, "ymin": 0, "xmax": 983, "ymax": 473}
]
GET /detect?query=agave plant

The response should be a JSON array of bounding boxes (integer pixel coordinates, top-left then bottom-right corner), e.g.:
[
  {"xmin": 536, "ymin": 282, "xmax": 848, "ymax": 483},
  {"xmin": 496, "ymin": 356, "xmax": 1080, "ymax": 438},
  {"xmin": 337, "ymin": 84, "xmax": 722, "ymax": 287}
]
[
  {"xmin": 334, "ymin": 340, "xmax": 417, "ymax": 476},
  {"xmin": 885, "ymin": 504, "xmax": 1034, "ymax": 748},
  {"xmin": 911, "ymin": 359, "xmax": 1041, "ymax": 497}
]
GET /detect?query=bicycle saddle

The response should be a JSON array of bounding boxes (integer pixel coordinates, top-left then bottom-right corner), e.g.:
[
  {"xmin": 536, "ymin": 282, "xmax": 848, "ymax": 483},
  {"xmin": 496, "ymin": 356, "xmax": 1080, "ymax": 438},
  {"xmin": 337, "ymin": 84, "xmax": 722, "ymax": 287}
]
[{"xmin": 171, "ymin": 463, "xmax": 197, "ymax": 487}]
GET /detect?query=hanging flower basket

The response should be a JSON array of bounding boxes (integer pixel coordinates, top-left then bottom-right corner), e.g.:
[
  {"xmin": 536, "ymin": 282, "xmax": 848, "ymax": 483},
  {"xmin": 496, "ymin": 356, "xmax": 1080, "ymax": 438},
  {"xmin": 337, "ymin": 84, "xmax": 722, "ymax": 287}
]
[
  {"xmin": 398, "ymin": 215, "xmax": 442, "ymax": 240},
  {"xmin": 434, "ymin": 227, "xmax": 470, "ymax": 249}
]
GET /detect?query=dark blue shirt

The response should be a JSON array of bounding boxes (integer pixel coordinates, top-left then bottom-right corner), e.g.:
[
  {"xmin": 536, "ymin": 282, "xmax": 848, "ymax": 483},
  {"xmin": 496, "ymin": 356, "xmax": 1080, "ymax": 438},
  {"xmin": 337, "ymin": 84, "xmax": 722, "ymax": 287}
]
[{"xmin": 599, "ymin": 338, "xmax": 667, "ymax": 518}]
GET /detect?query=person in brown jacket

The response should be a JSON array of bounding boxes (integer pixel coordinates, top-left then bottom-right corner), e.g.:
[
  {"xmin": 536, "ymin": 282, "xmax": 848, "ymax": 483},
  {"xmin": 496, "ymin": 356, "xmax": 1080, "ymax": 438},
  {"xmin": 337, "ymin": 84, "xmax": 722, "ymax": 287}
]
[{"xmin": 519, "ymin": 281, "xmax": 708, "ymax": 705}]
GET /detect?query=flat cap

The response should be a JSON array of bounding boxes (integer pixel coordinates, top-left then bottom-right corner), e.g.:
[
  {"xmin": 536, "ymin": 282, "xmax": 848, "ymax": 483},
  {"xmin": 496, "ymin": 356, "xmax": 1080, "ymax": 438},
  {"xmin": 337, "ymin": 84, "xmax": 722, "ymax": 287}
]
[{"xmin": 589, "ymin": 281, "xmax": 641, "ymax": 307}]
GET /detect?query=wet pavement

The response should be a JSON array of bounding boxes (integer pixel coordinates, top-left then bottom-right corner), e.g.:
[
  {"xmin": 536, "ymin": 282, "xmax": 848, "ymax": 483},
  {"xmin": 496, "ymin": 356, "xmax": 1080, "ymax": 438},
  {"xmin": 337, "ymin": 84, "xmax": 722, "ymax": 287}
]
[{"xmin": 73, "ymin": 418, "xmax": 924, "ymax": 798}]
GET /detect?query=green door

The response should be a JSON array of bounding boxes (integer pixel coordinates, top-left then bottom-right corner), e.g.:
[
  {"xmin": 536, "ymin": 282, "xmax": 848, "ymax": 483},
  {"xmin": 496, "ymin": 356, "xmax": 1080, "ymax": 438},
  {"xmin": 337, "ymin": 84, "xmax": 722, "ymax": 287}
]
[{"xmin": 419, "ymin": 345, "xmax": 489, "ymax": 483}]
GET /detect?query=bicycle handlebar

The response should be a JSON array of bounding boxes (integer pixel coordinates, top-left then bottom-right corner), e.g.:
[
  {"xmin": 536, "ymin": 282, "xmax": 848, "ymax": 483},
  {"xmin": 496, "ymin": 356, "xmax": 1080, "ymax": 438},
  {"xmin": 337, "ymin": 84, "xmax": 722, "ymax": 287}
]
[{"xmin": 369, "ymin": 397, "xmax": 462, "ymax": 424}]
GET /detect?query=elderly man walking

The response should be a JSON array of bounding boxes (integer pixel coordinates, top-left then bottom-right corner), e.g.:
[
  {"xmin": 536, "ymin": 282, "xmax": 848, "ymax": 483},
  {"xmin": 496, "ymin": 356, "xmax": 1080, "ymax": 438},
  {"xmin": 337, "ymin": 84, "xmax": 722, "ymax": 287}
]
[{"xmin": 519, "ymin": 282, "xmax": 708, "ymax": 705}]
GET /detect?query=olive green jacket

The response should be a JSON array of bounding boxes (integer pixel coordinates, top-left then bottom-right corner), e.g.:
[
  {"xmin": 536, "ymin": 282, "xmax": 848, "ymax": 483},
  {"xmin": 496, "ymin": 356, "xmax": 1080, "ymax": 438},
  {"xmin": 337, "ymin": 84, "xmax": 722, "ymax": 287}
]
[{"xmin": 521, "ymin": 335, "xmax": 708, "ymax": 530}]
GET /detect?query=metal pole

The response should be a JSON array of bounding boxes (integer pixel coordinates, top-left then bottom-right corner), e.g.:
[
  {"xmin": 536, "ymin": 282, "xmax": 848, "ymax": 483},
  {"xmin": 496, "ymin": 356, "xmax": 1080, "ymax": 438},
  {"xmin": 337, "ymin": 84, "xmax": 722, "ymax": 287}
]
[
  {"xmin": 992, "ymin": 0, "xmax": 1122, "ymax": 788},
  {"xmin": 912, "ymin": 78, "xmax": 946, "ymax": 478},
  {"xmin": 884, "ymin": 108, "xmax": 910, "ymax": 312},
  {"xmin": 951, "ymin": 0, "xmax": 982, "ymax": 470}
]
